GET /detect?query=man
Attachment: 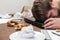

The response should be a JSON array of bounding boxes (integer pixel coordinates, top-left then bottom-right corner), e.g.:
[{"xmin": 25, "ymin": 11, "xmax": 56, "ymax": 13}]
[
  {"xmin": 44, "ymin": 0, "xmax": 60, "ymax": 29},
  {"xmin": 32, "ymin": 0, "xmax": 60, "ymax": 29}
]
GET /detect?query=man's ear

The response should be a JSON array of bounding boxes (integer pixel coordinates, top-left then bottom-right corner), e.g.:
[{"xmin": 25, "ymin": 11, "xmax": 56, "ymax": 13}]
[
  {"xmin": 49, "ymin": 2, "xmax": 54, "ymax": 8},
  {"xmin": 49, "ymin": 2, "xmax": 52, "ymax": 7}
]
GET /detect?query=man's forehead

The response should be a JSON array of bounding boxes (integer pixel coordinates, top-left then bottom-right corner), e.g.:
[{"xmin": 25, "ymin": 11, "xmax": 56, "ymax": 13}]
[{"xmin": 53, "ymin": 0, "xmax": 60, "ymax": 2}]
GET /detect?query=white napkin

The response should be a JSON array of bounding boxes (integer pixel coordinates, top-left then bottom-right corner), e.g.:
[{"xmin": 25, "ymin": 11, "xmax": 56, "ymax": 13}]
[
  {"xmin": 0, "ymin": 19, "xmax": 12, "ymax": 24},
  {"xmin": 0, "ymin": 14, "xmax": 11, "ymax": 19},
  {"xmin": 20, "ymin": 25, "xmax": 35, "ymax": 38},
  {"xmin": 12, "ymin": 12, "xmax": 23, "ymax": 19}
]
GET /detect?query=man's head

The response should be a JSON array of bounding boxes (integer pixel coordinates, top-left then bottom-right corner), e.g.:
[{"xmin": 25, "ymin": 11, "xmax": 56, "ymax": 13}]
[
  {"xmin": 32, "ymin": 0, "xmax": 60, "ymax": 23},
  {"xmin": 32, "ymin": 0, "xmax": 52, "ymax": 23}
]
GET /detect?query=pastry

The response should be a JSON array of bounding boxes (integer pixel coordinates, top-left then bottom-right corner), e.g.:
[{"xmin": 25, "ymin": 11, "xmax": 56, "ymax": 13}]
[
  {"xmin": 7, "ymin": 21, "xmax": 15, "ymax": 27},
  {"xmin": 15, "ymin": 23, "xmax": 29, "ymax": 31},
  {"xmin": 7, "ymin": 20, "xmax": 19, "ymax": 27},
  {"xmin": 15, "ymin": 24, "xmax": 22, "ymax": 31},
  {"xmin": 10, "ymin": 20, "xmax": 19, "ymax": 25},
  {"xmin": 56, "ymin": 29, "xmax": 60, "ymax": 32}
]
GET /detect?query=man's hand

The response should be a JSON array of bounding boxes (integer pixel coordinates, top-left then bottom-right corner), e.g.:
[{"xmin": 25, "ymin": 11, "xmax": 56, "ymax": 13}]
[{"xmin": 44, "ymin": 18, "xmax": 60, "ymax": 29}]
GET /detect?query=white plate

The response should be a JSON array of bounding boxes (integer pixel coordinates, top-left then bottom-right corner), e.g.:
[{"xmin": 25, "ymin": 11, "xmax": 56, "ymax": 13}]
[{"xmin": 9, "ymin": 31, "xmax": 45, "ymax": 40}]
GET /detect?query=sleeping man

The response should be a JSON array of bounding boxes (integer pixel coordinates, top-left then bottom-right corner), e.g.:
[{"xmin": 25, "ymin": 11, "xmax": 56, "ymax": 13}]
[{"xmin": 32, "ymin": 0, "xmax": 60, "ymax": 29}]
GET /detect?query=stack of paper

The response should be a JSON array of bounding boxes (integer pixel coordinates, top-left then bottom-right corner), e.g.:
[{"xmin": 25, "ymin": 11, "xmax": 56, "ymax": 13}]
[{"xmin": 47, "ymin": 30, "xmax": 60, "ymax": 40}]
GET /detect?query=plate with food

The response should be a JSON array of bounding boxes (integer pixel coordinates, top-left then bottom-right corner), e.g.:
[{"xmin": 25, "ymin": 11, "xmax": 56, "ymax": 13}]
[{"xmin": 9, "ymin": 25, "xmax": 45, "ymax": 40}]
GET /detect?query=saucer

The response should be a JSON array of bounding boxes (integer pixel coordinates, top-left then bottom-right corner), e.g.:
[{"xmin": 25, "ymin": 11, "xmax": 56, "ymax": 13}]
[{"xmin": 9, "ymin": 31, "xmax": 45, "ymax": 40}]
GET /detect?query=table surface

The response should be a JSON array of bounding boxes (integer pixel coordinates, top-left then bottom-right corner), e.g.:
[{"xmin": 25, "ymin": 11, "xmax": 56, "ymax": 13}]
[{"xmin": 0, "ymin": 23, "xmax": 41, "ymax": 40}]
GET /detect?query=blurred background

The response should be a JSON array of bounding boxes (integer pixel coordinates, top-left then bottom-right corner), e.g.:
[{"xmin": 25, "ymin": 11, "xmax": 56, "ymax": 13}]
[{"xmin": 0, "ymin": 0, "xmax": 34, "ymax": 14}]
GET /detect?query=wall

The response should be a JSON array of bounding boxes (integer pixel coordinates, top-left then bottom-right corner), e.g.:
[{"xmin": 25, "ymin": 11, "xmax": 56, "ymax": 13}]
[{"xmin": 0, "ymin": 0, "xmax": 34, "ymax": 14}]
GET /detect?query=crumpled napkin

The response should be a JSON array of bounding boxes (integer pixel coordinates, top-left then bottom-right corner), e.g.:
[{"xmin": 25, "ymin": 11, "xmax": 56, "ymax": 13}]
[
  {"xmin": 12, "ymin": 12, "xmax": 23, "ymax": 19},
  {"xmin": 20, "ymin": 25, "xmax": 35, "ymax": 38},
  {"xmin": 0, "ymin": 19, "xmax": 12, "ymax": 24},
  {"xmin": 0, "ymin": 14, "xmax": 11, "ymax": 19}
]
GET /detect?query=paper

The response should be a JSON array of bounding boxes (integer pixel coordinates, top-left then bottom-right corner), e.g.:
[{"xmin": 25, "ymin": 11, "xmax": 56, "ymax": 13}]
[
  {"xmin": 41, "ymin": 30, "xmax": 51, "ymax": 40},
  {"xmin": 47, "ymin": 30, "xmax": 60, "ymax": 40}
]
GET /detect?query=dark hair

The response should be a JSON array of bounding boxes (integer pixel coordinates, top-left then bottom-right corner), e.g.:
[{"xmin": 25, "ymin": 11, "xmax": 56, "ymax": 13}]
[{"xmin": 32, "ymin": 0, "xmax": 52, "ymax": 23}]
